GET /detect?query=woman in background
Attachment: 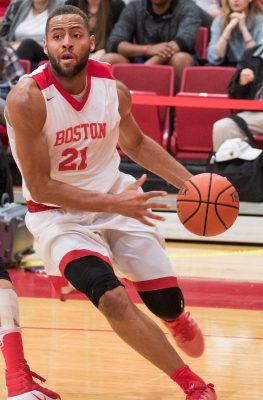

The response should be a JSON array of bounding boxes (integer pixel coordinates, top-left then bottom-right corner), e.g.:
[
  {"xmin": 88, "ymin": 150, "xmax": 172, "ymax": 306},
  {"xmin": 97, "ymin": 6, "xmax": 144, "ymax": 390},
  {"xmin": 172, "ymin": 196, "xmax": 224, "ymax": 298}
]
[
  {"xmin": 0, "ymin": 0, "xmax": 63, "ymax": 69},
  {"xmin": 65, "ymin": 0, "xmax": 125, "ymax": 60},
  {"xmin": 193, "ymin": 0, "xmax": 221, "ymax": 19},
  {"xmin": 208, "ymin": 0, "xmax": 263, "ymax": 66}
]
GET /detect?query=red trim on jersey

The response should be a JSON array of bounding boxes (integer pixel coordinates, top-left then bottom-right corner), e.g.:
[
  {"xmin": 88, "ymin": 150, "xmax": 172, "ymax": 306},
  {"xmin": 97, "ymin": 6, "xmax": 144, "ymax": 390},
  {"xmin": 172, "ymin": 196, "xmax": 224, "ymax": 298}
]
[
  {"xmin": 32, "ymin": 60, "xmax": 114, "ymax": 111},
  {"xmin": 32, "ymin": 62, "xmax": 51, "ymax": 90},
  {"xmin": 132, "ymin": 277, "xmax": 178, "ymax": 292},
  {"xmin": 44, "ymin": 63, "xmax": 91, "ymax": 111},
  {"xmin": 27, "ymin": 200, "xmax": 61, "ymax": 213},
  {"xmin": 87, "ymin": 60, "xmax": 115, "ymax": 80},
  {"xmin": 59, "ymin": 249, "xmax": 112, "ymax": 276}
]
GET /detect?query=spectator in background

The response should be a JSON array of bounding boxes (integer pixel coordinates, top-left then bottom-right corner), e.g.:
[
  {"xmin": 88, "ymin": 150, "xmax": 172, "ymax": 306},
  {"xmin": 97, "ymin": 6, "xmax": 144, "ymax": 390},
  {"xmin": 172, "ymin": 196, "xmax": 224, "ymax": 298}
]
[
  {"xmin": 207, "ymin": 0, "xmax": 263, "ymax": 66},
  {"xmin": 0, "ymin": 0, "xmax": 11, "ymax": 21},
  {"xmin": 192, "ymin": 0, "xmax": 222, "ymax": 29},
  {"xmin": 65, "ymin": 0, "xmax": 125, "ymax": 60},
  {"xmin": 0, "ymin": 0, "xmax": 63, "ymax": 69},
  {"xmin": 193, "ymin": 0, "xmax": 221, "ymax": 19},
  {"xmin": 213, "ymin": 44, "xmax": 263, "ymax": 150},
  {"xmin": 103, "ymin": 0, "xmax": 201, "ymax": 91},
  {"xmin": 0, "ymin": 39, "xmax": 24, "ymax": 125}
]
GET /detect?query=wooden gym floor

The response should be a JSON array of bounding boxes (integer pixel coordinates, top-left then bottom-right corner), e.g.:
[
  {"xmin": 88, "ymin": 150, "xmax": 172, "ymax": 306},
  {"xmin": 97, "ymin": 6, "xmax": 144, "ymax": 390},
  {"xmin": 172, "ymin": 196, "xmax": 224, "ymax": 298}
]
[{"xmin": 0, "ymin": 241, "xmax": 262, "ymax": 399}]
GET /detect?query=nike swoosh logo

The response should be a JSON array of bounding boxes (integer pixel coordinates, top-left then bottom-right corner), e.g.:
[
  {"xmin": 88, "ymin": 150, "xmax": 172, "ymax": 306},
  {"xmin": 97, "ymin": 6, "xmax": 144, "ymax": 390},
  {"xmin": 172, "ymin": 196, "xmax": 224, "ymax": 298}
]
[
  {"xmin": 33, "ymin": 394, "xmax": 46, "ymax": 400},
  {"xmin": 47, "ymin": 96, "xmax": 55, "ymax": 101}
]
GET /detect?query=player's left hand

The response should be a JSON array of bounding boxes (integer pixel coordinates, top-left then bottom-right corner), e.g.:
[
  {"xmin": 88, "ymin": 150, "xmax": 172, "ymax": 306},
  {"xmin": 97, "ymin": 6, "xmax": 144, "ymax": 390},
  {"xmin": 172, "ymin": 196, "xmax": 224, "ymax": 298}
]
[{"xmin": 113, "ymin": 174, "xmax": 171, "ymax": 227}]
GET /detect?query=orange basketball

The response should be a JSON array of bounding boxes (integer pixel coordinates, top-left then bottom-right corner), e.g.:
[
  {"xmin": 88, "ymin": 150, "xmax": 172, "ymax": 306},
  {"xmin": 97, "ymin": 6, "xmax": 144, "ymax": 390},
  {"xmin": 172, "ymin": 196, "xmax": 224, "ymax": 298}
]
[{"xmin": 177, "ymin": 173, "xmax": 240, "ymax": 236}]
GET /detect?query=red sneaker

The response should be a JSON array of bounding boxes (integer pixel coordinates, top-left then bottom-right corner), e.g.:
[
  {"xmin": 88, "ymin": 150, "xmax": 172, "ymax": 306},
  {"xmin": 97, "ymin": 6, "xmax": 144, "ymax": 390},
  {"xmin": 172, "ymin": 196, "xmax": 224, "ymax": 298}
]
[
  {"xmin": 185, "ymin": 383, "xmax": 217, "ymax": 399},
  {"xmin": 164, "ymin": 312, "xmax": 204, "ymax": 357},
  {"xmin": 6, "ymin": 365, "xmax": 61, "ymax": 399}
]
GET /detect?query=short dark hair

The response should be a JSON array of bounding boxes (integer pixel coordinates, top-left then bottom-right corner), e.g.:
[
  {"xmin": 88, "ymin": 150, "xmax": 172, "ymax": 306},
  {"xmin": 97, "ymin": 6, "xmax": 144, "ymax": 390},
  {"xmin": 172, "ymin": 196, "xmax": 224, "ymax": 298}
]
[{"xmin": 45, "ymin": 5, "xmax": 89, "ymax": 36}]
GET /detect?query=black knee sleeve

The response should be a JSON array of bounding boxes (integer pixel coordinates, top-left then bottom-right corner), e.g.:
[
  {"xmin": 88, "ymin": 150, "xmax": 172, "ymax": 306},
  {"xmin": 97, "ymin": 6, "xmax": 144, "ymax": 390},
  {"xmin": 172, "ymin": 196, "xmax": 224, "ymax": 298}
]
[
  {"xmin": 64, "ymin": 256, "xmax": 123, "ymax": 307},
  {"xmin": 0, "ymin": 256, "xmax": 11, "ymax": 282},
  {"xmin": 138, "ymin": 286, "xmax": 184, "ymax": 320}
]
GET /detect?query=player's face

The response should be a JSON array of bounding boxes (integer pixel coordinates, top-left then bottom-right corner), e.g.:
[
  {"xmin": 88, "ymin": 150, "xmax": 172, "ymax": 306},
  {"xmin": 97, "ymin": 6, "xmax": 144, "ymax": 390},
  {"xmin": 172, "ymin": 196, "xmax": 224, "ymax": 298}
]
[
  {"xmin": 228, "ymin": 0, "xmax": 252, "ymax": 12},
  {"xmin": 44, "ymin": 14, "xmax": 95, "ymax": 78}
]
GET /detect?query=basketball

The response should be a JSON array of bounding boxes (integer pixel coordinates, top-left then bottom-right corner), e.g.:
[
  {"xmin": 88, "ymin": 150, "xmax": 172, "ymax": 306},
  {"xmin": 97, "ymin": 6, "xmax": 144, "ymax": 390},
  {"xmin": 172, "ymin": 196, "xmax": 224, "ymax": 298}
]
[{"xmin": 177, "ymin": 173, "xmax": 240, "ymax": 236}]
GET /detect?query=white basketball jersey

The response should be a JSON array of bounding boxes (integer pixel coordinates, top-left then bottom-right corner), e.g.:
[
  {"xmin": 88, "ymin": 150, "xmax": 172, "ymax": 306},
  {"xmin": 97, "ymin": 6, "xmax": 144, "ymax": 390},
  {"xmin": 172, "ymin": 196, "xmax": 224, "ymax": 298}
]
[{"xmin": 7, "ymin": 60, "xmax": 121, "ymax": 206}]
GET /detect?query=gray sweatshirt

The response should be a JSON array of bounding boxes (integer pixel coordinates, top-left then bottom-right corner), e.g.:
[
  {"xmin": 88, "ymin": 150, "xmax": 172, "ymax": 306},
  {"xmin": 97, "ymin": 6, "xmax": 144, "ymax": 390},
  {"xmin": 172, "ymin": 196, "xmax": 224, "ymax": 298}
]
[{"xmin": 106, "ymin": 0, "xmax": 202, "ymax": 54}]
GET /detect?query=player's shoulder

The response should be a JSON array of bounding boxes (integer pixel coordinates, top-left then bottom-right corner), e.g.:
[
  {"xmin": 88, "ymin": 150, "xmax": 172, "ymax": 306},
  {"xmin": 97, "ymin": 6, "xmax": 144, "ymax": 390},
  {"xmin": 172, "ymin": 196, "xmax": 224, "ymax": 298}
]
[
  {"xmin": 7, "ymin": 77, "xmax": 43, "ymax": 109},
  {"xmin": 87, "ymin": 59, "xmax": 115, "ymax": 80},
  {"xmin": 6, "ymin": 77, "xmax": 45, "ymax": 121}
]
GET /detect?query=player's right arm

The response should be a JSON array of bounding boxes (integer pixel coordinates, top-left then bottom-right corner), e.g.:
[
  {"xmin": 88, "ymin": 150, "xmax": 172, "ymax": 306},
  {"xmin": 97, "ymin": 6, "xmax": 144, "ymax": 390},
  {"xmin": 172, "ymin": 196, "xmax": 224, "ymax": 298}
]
[{"xmin": 6, "ymin": 79, "xmax": 167, "ymax": 225}]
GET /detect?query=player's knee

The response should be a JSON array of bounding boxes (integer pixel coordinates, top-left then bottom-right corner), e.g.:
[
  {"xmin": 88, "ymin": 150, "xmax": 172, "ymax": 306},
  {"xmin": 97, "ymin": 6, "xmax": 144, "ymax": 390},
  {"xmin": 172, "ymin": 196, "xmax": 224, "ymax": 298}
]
[
  {"xmin": 138, "ymin": 286, "xmax": 184, "ymax": 320},
  {"xmin": 64, "ymin": 256, "xmax": 123, "ymax": 308},
  {"xmin": 99, "ymin": 286, "xmax": 131, "ymax": 320}
]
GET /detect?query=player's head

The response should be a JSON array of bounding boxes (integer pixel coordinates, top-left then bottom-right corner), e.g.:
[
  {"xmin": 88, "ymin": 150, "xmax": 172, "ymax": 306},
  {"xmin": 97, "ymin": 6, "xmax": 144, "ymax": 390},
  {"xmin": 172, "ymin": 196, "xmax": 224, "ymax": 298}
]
[{"xmin": 44, "ymin": 5, "xmax": 95, "ymax": 78}]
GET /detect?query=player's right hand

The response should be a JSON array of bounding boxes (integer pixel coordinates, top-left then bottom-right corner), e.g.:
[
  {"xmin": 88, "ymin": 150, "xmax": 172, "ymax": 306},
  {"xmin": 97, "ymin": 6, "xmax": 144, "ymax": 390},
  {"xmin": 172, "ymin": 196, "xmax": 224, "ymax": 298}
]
[{"xmin": 112, "ymin": 174, "xmax": 171, "ymax": 227}]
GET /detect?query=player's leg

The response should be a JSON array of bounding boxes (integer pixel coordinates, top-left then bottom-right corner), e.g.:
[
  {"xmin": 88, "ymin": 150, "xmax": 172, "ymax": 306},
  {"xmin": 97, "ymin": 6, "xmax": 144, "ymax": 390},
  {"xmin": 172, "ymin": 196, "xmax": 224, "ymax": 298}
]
[
  {"xmin": 64, "ymin": 255, "xmax": 216, "ymax": 400},
  {"xmin": 105, "ymin": 230, "xmax": 216, "ymax": 399},
  {"xmin": 0, "ymin": 256, "xmax": 60, "ymax": 400},
  {"xmin": 26, "ymin": 209, "xmax": 216, "ymax": 399},
  {"xmin": 107, "ymin": 230, "xmax": 204, "ymax": 357}
]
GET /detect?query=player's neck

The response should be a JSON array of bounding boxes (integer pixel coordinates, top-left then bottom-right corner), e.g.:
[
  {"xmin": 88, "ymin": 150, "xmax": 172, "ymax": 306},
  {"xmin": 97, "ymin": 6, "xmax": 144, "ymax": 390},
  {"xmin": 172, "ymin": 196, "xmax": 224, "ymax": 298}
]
[{"xmin": 51, "ymin": 68, "xmax": 87, "ymax": 95}]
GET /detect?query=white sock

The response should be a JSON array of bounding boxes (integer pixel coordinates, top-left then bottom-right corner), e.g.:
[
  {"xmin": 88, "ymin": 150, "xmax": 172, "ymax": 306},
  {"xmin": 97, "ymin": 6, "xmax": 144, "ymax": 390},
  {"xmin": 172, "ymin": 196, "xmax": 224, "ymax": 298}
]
[{"xmin": 0, "ymin": 289, "xmax": 21, "ymax": 343}]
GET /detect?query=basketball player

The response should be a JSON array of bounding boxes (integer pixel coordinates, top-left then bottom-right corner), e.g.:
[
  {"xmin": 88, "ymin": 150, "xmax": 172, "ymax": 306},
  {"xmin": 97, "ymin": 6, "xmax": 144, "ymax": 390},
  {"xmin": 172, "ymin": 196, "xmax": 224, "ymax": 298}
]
[
  {"xmin": 0, "ymin": 256, "xmax": 60, "ymax": 399},
  {"xmin": 5, "ymin": 5, "xmax": 217, "ymax": 399}
]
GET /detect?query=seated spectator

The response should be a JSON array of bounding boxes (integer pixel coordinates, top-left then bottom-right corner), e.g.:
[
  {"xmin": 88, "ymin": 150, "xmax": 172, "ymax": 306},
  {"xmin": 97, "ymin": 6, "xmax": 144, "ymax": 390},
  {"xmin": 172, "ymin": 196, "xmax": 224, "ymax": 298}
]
[
  {"xmin": 0, "ymin": 0, "xmax": 11, "ymax": 21},
  {"xmin": 213, "ymin": 44, "xmax": 263, "ymax": 151},
  {"xmin": 207, "ymin": 0, "xmax": 263, "ymax": 66},
  {"xmin": 0, "ymin": 0, "xmax": 63, "ymax": 69},
  {"xmin": 65, "ymin": 0, "xmax": 125, "ymax": 61},
  {"xmin": 103, "ymin": 0, "xmax": 201, "ymax": 91},
  {"xmin": 193, "ymin": 0, "xmax": 221, "ymax": 19},
  {"xmin": 0, "ymin": 38, "xmax": 24, "ymax": 126}
]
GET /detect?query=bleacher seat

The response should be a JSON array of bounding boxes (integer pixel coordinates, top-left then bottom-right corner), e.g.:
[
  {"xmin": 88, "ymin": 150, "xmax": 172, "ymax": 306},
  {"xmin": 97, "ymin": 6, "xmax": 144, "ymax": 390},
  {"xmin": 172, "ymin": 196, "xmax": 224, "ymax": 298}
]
[
  {"xmin": 111, "ymin": 64, "xmax": 174, "ymax": 147},
  {"xmin": 180, "ymin": 66, "xmax": 236, "ymax": 94},
  {"xmin": 255, "ymin": 136, "xmax": 263, "ymax": 149},
  {"xmin": 171, "ymin": 66, "xmax": 236, "ymax": 160},
  {"xmin": 19, "ymin": 59, "xmax": 31, "ymax": 74},
  {"xmin": 195, "ymin": 27, "xmax": 209, "ymax": 63}
]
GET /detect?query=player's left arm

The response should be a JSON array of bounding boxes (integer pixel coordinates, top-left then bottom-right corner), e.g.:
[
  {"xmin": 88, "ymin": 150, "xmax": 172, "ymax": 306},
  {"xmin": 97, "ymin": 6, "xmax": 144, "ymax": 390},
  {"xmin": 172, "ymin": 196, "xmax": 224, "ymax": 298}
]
[{"xmin": 117, "ymin": 81, "xmax": 192, "ymax": 189}]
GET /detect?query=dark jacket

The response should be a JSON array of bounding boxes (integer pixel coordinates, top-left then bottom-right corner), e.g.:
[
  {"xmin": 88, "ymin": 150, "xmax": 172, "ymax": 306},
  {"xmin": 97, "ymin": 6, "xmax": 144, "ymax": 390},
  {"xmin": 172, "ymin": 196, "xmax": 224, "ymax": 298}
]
[
  {"xmin": 106, "ymin": 0, "xmax": 201, "ymax": 54},
  {"xmin": 228, "ymin": 45, "xmax": 263, "ymax": 100}
]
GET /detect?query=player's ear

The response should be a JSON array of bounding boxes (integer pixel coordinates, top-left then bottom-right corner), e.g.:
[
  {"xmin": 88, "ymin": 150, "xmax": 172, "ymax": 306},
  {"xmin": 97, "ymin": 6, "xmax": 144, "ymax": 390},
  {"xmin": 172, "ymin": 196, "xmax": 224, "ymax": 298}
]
[
  {"xmin": 89, "ymin": 35, "xmax": 95, "ymax": 52},
  {"xmin": 43, "ymin": 39, "xmax": 48, "ymax": 56}
]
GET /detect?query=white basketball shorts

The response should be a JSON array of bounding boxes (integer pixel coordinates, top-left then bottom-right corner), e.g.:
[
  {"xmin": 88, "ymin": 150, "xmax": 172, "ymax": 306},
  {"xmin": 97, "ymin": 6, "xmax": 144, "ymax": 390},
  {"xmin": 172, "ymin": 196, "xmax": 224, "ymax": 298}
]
[{"xmin": 25, "ymin": 173, "xmax": 177, "ymax": 291}]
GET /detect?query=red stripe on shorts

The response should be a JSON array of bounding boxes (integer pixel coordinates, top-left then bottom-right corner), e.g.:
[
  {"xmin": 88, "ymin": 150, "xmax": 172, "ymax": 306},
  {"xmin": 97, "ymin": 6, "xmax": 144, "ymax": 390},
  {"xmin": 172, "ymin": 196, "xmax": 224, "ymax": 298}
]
[
  {"xmin": 59, "ymin": 249, "xmax": 112, "ymax": 276},
  {"xmin": 132, "ymin": 276, "xmax": 178, "ymax": 292},
  {"xmin": 27, "ymin": 201, "xmax": 61, "ymax": 212}
]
